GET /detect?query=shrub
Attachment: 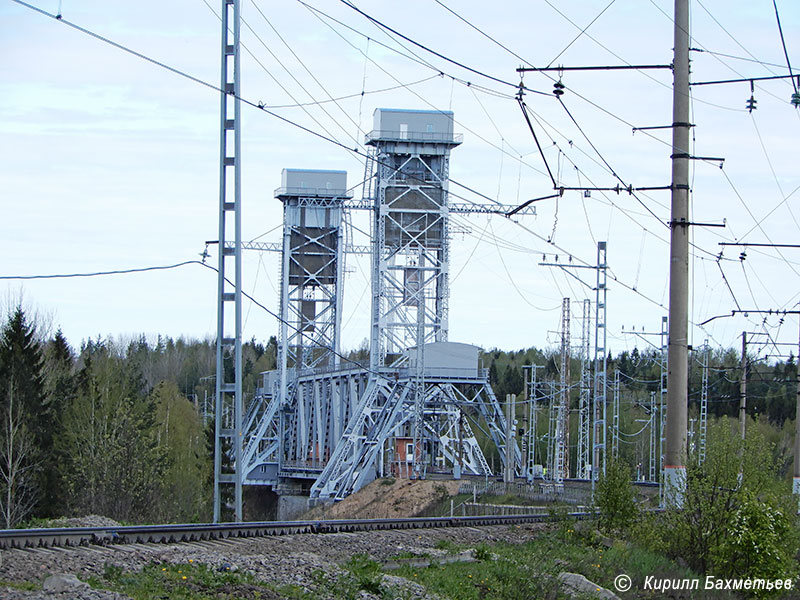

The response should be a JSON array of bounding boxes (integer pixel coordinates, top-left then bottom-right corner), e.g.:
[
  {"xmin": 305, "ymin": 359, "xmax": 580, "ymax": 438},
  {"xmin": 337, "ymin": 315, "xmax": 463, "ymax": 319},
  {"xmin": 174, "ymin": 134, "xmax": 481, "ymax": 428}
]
[
  {"xmin": 661, "ymin": 419, "xmax": 799, "ymax": 592},
  {"xmin": 595, "ymin": 457, "xmax": 638, "ymax": 534}
]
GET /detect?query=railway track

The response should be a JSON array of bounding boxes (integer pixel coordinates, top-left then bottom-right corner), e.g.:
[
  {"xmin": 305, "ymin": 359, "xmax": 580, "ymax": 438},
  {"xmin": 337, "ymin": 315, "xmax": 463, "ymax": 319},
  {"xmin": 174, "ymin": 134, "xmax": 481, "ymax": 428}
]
[{"xmin": 0, "ymin": 512, "xmax": 591, "ymax": 551}]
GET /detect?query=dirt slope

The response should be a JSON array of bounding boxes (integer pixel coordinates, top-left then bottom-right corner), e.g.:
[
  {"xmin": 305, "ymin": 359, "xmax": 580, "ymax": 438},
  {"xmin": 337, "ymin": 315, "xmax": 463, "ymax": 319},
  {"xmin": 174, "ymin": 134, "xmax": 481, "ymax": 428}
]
[{"xmin": 303, "ymin": 478, "xmax": 461, "ymax": 519}]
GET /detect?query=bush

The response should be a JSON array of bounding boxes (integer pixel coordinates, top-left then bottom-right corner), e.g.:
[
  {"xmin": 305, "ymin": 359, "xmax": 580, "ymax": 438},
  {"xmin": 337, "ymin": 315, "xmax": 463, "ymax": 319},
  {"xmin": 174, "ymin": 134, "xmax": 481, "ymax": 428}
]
[
  {"xmin": 714, "ymin": 489, "xmax": 798, "ymax": 586},
  {"xmin": 595, "ymin": 457, "xmax": 638, "ymax": 534},
  {"xmin": 660, "ymin": 419, "xmax": 799, "ymax": 593}
]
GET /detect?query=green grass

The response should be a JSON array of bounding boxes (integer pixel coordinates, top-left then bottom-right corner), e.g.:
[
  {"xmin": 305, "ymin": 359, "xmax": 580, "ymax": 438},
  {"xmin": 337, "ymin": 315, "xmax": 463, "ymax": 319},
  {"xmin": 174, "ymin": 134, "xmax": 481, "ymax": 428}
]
[
  {"xmin": 479, "ymin": 493, "xmax": 541, "ymax": 507},
  {"xmin": 433, "ymin": 538, "xmax": 462, "ymax": 554},
  {"xmin": 393, "ymin": 525, "xmax": 707, "ymax": 600},
  {"xmin": 52, "ymin": 523, "xmax": 750, "ymax": 599},
  {"xmin": 0, "ymin": 579, "xmax": 40, "ymax": 591},
  {"xmin": 90, "ymin": 562, "xmax": 279, "ymax": 600}
]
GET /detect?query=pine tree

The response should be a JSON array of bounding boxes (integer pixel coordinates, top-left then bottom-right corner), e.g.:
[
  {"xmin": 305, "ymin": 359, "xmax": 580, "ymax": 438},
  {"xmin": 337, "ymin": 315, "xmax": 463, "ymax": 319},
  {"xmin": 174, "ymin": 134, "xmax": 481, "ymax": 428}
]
[
  {"xmin": 38, "ymin": 329, "xmax": 76, "ymax": 517},
  {"xmin": 0, "ymin": 307, "xmax": 47, "ymax": 526}
]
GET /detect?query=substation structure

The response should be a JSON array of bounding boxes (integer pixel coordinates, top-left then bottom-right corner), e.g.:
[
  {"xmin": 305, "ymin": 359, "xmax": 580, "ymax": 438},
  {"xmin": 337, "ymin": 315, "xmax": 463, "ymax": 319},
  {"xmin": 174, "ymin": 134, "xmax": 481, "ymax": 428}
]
[{"xmin": 238, "ymin": 109, "xmax": 529, "ymax": 513}]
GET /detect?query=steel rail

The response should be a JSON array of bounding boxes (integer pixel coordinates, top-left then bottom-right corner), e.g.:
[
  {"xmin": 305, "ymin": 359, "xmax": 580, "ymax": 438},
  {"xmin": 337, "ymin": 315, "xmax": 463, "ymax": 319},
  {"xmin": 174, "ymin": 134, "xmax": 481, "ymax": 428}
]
[{"xmin": 0, "ymin": 512, "xmax": 592, "ymax": 550}]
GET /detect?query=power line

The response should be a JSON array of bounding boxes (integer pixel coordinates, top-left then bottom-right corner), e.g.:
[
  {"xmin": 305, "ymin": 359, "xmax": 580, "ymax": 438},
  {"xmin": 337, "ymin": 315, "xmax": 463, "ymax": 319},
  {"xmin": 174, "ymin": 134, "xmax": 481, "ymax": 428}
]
[
  {"xmin": 257, "ymin": 76, "xmax": 441, "ymax": 109},
  {"xmin": 16, "ymin": 0, "xmax": 780, "ymax": 351},
  {"xmin": 431, "ymin": 0, "xmax": 532, "ymax": 67},
  {"xmin": 546, "ymin": 0, "xmax": 618, "ymax": 68},
  {"xmin": 690, "ymin": 48, "xmax": 790, "ymax": 70},
  {"xmin": 298, "ymin": 0, "xmax": 554, "ymax": 182},
  {"xmin": 0, "ymin": 261, "xmax": 202, "ymax": 280},
  {"xmin": 717, "ymin": 168, "xmax": 800, "ymax": 280},
  {"xmin": 337, "ymin": 0, "xmax": 549, "ymax": 95},
  {"xmin": 771, "ymin": 0, "xmax": 798, "ymax": 96},
  {"xmin": 556, "ymin": 97, "xmax": 667, "ymax": 226}
]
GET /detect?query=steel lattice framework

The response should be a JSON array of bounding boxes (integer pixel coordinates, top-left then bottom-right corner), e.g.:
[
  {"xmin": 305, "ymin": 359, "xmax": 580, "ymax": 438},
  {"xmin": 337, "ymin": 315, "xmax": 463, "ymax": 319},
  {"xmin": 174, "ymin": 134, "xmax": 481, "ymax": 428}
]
[
  {"xmin": 240, "ymin": 109, "xmax": 519, "ymax": 506},
  {"xmin": 553, "ymin": 298, "xmax": 570, "ymax": 483},
  {"xmin": 365, "ymin": 115, "xmax": 460, "ymax": 369},
  {"xmin": 698, "ymin": 339, "xmax": 709, "ymax": 465},
  {"xmin": 576, "ymin": 298, "xmax": 592, "ymax": 479},
  {"xmin": 214, "ymin": 0, "xmax": 243, "ymax": 523},
  {"xmin": 592, "ymin": 241, "xmax": 608, "ymax": 489}
]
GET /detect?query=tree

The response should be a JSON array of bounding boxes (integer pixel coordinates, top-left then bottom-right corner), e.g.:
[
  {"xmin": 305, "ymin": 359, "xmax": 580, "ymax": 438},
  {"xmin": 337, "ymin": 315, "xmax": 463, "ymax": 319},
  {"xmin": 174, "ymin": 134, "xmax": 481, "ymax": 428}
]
[
  {"xmin": 0, "ymin": 307, "xmax": 47, "ymax": 526},
  {"xmin": 39, "ymin": 328, "xmax": 76, "ymax": 516},
  {"xmin": 660, "ymin": 419, "xmax": 799, "ymax": 586},
  {"xmin": 0, "ymin": 385, "xmax": 39, "ymax": 527},
  {"xmin": 151, "ymin": 381, "xmax": 210, "ymax": 522},
  {"xmin": 488, "ymin": 360, "xmax": 498, "ymax": 385},
  {"xmin": 58, "ymin": 348, "xmax": 165, "ymax": 522}
]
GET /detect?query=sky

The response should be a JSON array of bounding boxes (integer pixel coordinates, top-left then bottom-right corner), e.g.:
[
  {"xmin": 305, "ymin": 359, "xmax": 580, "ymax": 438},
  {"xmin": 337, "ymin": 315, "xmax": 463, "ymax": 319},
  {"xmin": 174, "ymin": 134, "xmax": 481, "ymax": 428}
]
[{"xmin": 1, "ymin": 0, "xmax": 799, "ymax": 361}]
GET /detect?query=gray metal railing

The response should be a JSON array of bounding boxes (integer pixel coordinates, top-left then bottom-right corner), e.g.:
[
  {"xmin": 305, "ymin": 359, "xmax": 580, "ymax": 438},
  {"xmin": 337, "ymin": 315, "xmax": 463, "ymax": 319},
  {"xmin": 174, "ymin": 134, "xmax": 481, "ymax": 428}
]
[{"xmin": 366, "ymin": 130, "xmax": 464, "ymax": 144}]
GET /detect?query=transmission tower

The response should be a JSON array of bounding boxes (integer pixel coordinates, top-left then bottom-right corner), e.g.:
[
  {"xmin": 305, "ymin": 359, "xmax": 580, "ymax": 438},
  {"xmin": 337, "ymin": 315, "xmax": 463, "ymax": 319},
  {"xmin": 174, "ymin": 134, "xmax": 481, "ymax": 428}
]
[
  {"xmin": 659, "ymin": 316, "xmax": 668, "ymax": 505},
  {"xmin": 546, "ymin": 380, "xmax": 557, "ymax": 480},
  {"xmin": 649, "ymin": 391, "xmax": 658, "ymax": 482},
  {"xmin": 554, "ymin": 298, "xmax": 571, "ymax": 482},
  {"xmin": 538, "ymin": 241, "xmax": 608, "ymax": 485},
  {"xmin": 214, "ymin": 0, "xmax": 243, "ymax": 523},
  {"xmin": 592, "ymin": 241, "xmax": 608, "ymax": 488},
  {"xmin": 611, "ymin": 369, "xmax": 620, "ymax": 459},
  {"xmin": 577, "ymin": 298, "xmax": 592, "ymax": 479},
  {"xmin": 524, "ymin": 365, "xmax": 543, "ymax": 481},
  {"xmin": 699, "ymin": 339, "xmax": 709, "ymax": 464}
]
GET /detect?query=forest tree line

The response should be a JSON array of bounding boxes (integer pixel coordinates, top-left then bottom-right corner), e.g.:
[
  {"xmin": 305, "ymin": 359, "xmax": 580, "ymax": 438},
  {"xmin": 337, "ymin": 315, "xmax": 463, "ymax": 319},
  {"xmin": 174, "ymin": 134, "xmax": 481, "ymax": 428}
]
[
  {"xmin": 1, "ymin": 304, "xmax": 796, "ymax": 526},
  {"xmin": 484, "ymin": 343, "xmax": 797, "ymax": 426}
]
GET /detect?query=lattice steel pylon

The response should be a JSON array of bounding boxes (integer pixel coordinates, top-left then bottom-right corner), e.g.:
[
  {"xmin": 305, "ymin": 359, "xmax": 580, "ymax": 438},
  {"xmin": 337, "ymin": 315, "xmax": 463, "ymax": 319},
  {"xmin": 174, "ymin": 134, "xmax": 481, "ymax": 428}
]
[
  {"xmin": 699, "ymin": 339, "xmax": 709, "ymax": 464},
  {"xmin": 554, "ymin": 298, "xmax": 570, "ymax": 482},
  {"xmin": 214, "ymin": 0, "xmax": 243, "ymax": 523},
  {"xmin": 577, "ymin": 298, "xmax": 592, "ymax": 479},
  {"xmin": 611, "ymin": 369, "xmax": 620, "ymax": 459},
  {"xmin": 592, "ymin": 241, "xmax": 608, "ymax": 489},
  {"xmin": 649, "ymin": 391, "xmax": 658, "ymax": 482},
  {"xmin": 659, "ymin": 316, "xmax": 668, "ymax": 505},
  {"xmin": 525, "ymin": 365, "xmax": 542, "ymax": 482},
  {"xmin": 546, "ymin": 381, "xmax": 557, "ymax": 480}
]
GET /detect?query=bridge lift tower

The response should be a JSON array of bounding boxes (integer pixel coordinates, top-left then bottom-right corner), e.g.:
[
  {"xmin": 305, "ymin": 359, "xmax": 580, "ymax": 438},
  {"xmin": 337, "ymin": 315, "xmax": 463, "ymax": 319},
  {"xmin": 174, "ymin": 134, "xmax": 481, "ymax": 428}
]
[
  {"xmin": 240, "ymin": 170, "xmax": 365, "ymax": 493},
  {"xmin": 241, "ymin": 109, "xmax": 528, "ymax": 507},
  {"xmin": 308, "ymin": 109, "xmax": 518, "ymax": 500}
]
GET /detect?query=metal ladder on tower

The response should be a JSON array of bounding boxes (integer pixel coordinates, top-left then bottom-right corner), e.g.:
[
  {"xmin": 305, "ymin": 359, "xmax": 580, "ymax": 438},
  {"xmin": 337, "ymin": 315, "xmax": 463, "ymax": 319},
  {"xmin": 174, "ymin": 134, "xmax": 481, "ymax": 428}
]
[{"xmin": 362, "ymin": 147, "xmax": 377, "ymax": 202}]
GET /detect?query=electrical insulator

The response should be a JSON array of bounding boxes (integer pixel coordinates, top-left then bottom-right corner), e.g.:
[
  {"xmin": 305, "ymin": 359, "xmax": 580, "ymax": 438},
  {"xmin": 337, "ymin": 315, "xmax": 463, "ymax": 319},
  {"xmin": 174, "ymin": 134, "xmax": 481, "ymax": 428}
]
[
  {"xmin": 553, "ymin": 81, "xmax": 565, "ymax": 97},
  {"xmin": 792, "ymin": 92, "xmax": 800, "ymax": 108},
  {"xmin": 746, "ymin": 81, "xmax": 757, "ymax": 113}
]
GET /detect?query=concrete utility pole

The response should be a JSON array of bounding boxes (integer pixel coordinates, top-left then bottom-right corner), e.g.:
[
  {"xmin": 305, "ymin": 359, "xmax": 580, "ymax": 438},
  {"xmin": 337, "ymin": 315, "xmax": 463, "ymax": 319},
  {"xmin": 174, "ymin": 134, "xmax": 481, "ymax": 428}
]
[
  {"xmin": 664, "ymin": 0, "xmax": 691, "ymax": 507},
  {"xmin": 740, "ymin": 332, "xmax": 747, "ymax": 439}
]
